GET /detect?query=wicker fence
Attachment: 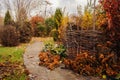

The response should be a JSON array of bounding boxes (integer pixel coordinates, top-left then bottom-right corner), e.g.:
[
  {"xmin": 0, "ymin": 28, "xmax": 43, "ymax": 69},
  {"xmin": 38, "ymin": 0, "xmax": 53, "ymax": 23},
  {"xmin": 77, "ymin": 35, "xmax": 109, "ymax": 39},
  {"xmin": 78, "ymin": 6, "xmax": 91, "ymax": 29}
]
[{"xmin": 63, "ymin": 23, "xmax": 103, "ymax": 59}]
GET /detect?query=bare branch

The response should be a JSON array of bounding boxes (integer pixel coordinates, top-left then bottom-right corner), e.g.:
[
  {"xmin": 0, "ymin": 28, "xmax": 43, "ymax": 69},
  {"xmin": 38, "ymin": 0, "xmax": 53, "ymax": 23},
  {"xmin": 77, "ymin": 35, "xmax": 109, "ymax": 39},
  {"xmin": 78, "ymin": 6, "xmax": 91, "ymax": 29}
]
[{"xmin": 1, "ymin": 0, "xmax": 44, "ymax": 22}]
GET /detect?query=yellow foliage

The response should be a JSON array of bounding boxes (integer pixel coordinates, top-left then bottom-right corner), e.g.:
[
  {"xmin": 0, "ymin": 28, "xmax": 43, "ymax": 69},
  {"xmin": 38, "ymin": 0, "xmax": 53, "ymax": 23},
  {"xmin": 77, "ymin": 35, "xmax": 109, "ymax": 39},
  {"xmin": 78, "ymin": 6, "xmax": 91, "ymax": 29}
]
[
  {"xmin": 96, "ymin": 12, "xmax": 107, "ymax": 28},
  {"xmin": 81, "ymin": 11, "xmax": 93, "ymax": 30},
  {"xmin": 61, "ymin": 16, "xmax": 69, "ymax": 27},
  {"xmin": 59, "ymin": 16, "xmax": 69, "ymax": 40}
]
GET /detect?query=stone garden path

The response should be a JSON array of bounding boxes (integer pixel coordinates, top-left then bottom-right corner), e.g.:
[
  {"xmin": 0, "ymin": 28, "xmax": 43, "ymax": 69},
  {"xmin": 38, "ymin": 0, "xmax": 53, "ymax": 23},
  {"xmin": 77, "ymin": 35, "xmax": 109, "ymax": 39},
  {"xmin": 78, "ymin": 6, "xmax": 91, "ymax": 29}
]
[{"xmin": 23, "ymin": 41, "xmax": 103, "ymax": 80}]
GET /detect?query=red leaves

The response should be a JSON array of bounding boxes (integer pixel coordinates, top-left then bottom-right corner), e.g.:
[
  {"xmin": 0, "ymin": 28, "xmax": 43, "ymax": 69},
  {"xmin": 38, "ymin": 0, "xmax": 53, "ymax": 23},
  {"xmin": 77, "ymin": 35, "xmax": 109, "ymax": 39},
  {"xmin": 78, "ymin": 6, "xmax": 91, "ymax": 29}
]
[
  {"xmin": 100, "ymin": 0, "xmax": 120, "ymax": 59},
  {"xmin": 103, "ymin": 0, "xmax": 119, "ymax": 13},
  {"xmin": 101, "ymin": 0, "xmax": 120, "ymax": 29}
]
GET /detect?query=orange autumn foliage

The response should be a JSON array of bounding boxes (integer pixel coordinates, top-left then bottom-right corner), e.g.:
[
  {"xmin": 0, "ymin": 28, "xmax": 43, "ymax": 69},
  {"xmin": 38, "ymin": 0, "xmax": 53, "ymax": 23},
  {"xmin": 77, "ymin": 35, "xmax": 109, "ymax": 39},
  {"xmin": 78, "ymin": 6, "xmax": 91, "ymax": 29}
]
[
  {"xmin": 30, "ymin": 15, "xmax": 44, "ymax": 27},
  {"xmin": 63, "ymin": 51, "xmax": 119, "ymax": 76},
  {"xmin": 39, "ymin": 52, "xmax": 60, "ymax": 70}
]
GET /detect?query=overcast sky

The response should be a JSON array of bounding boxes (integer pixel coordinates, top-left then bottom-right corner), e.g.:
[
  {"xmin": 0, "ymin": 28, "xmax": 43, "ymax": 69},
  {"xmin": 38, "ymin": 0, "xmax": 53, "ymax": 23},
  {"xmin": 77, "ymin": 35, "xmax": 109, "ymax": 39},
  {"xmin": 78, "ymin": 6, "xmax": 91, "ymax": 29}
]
[
  {"xmin": 48, "ymin": 0, "xmax": 99, "ymax": 15},
  {"xmin": 0, "ymin": 0, "xmax": 99, "ymax": 17}
]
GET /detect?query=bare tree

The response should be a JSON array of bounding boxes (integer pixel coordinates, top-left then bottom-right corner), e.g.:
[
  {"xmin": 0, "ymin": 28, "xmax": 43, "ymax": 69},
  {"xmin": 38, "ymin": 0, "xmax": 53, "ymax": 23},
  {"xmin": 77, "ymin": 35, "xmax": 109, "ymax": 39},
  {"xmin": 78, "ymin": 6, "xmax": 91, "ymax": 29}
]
[
  {"xmin": 0, "ymin": 3, "xmax": 2, "ymax": 16},
  {"xmin": 92, "ymin": 0, "xmax": 96, "ymax": 30},
  {"xmin": 77, "ymin": 5, "xmax": 82, "ymax": 28},
  {"xmin": 77, "ymin": 5, "xmax": 82, "ymax": 16},
  {"xmin": 43, "ymin": 0, "xmax": 52, "ymax": 18},
  {"xmin": 1, "ymin": 0, "xmax": 11, "ymax": 10},
  {"xmin": 87, "ymin": 0, "xmax": 96, "ymax": 30},
  {"xmin": 0, "ymin": 0, "xmax": 43, "ymax": 23}
]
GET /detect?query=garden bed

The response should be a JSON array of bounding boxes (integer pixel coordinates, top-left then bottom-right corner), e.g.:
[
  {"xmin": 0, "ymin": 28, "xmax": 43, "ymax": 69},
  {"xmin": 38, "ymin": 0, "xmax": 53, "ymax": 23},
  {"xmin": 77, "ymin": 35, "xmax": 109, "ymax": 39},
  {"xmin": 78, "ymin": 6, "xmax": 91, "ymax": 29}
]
[{"xmin": 38, "ymin": 42, "xmax": 120, "ymax": 80}]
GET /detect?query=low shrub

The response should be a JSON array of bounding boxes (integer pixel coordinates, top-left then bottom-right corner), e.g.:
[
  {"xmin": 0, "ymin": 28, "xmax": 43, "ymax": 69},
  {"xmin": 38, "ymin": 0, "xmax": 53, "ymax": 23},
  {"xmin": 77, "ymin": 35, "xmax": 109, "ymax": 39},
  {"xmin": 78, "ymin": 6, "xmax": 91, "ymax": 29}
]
[
  {"xmin": 45, "ymin": 18, "xmax": 56, "ymax": 36},
  {"xmin": 50, "ymin": 29, "xmax": 59, "ymax": 41},
  {"xmin": 33, "ymin": 27, "xmax": 40, "ymax": 37},
  {"xmin": 37, "ymin": 24, "xmax": 46, "ymax": 37},
  {"xmin": 50, "ymin": 44, "xmax": 67, "ymax": 58},
  {"xmin": 32, "ymin": 23, "xmax": 46, "ymax": 37},
  {"xmin": 39, "ymin": 52, "xmax": 60, "ymax": 70},
  {"xmin": 63, "ymin": 51, "xmax": 120, "ymax": 78},
  {"xmin": 43, "ymin": 43, "xmax": 67, "ymax": 58},
  {"xmin": 0, "ymin": 25, "xmax": 19, "ymax": 46},
  {"xmin": 39, "ymin": 43, "xmax": 67, "ymax": 70},
  {"xmin": 17, "ymin": 22, "xmax": 33, "ymax": 43}
]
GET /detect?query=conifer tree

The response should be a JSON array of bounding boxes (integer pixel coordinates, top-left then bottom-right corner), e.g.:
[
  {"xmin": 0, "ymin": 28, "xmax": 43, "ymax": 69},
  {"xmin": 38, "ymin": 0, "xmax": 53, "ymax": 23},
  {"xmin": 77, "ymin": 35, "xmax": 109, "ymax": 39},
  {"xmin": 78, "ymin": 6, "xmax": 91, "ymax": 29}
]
[
  {"xmin": 54, "ymin": 8, "xmax": 63, "ymax": 30},
  {"xmin": 4, "ymin": 10, "xmax": 12, "ymax": 25}
]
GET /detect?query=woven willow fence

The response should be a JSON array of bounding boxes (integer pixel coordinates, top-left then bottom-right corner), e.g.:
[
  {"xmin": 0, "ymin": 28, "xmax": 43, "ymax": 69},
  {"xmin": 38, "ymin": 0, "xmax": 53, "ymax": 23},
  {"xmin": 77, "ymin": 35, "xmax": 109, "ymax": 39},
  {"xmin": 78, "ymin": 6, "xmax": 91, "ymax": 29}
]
[{"xmin": 63, "ymin": 23, "xmax": 103, "ymax": 59}]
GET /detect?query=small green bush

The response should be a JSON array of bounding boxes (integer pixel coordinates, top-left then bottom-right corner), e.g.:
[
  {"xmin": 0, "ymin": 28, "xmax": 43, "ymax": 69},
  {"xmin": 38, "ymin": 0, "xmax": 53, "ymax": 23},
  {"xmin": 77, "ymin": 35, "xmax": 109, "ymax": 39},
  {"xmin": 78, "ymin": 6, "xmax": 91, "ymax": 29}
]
[
  {"xmin": 45, "ymin": 18, "xmax": 56, "ymax": 36},
  {"xmin": 51, "ymin": 44, "xmax": 67, "ymax": 58},
  {"xmin": 43, "ymin": 43, "xmax": 67, "ymax": 58},
  {"xmin": 0, "ymin": 25, "xmax": 20, "ymax": 46},
  {"xmin": 50, "ymin": 29, "xmax": 59, "ymax": 41},
  {"xmin": 17, "ymin": 22, "xmax": 33, "ymax": 43},
  {"xmin": 37, "ymin": 23, "xmax": 46, "ymax": 37},
  {"xmin": 33, "ymin": 23, "xmax": 45, "ymax": 37},
  {"xmin": 33, "ymin": 27, "xmax": 40, "ymax": 37}
]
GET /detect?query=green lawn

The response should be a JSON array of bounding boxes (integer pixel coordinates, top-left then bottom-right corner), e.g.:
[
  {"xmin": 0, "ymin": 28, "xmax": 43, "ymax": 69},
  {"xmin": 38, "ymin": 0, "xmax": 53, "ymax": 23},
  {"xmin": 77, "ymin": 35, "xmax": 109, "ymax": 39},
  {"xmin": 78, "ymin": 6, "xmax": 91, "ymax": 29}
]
[
  {"xmin": 0, "ymin": 37, "xmax": 54, "ymax": 80},
  {"xmin": 0, "ymin": 44, "xmax": 28, "ymax": 80},
  {"xmin": 0, "ymin": 45, "xmax": 25, "ymax": 62}
]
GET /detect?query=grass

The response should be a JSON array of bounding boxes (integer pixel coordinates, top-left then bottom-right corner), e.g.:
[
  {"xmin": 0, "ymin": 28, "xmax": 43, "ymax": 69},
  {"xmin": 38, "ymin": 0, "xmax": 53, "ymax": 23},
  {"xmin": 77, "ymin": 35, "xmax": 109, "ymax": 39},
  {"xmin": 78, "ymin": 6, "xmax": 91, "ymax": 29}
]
[
  {"xmin": 43, "ymin": 37, "xmax": 54, "ymax": 44},
  {"xmin": 0, "ymin": 44, "xmax": 26, "ymax": 62},
  {"xmin": 31, "ymin": 37, "xmax": 54, "ymax": 44},
  {"xmin": 0, "ymin": 37, "xmax": 54, "ymax": 80},
  {"xmin": 0, "ymin": 44, "xmax": 28, "ymax": 80}
]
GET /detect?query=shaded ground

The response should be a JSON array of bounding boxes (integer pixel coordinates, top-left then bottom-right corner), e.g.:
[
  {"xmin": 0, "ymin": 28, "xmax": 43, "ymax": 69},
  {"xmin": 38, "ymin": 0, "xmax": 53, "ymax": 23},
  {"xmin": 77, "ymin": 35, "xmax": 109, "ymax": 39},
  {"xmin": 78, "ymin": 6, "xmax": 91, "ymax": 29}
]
[{"xmin": 23, "ymin": 41, "xmax": 103, "ymax": 80}]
